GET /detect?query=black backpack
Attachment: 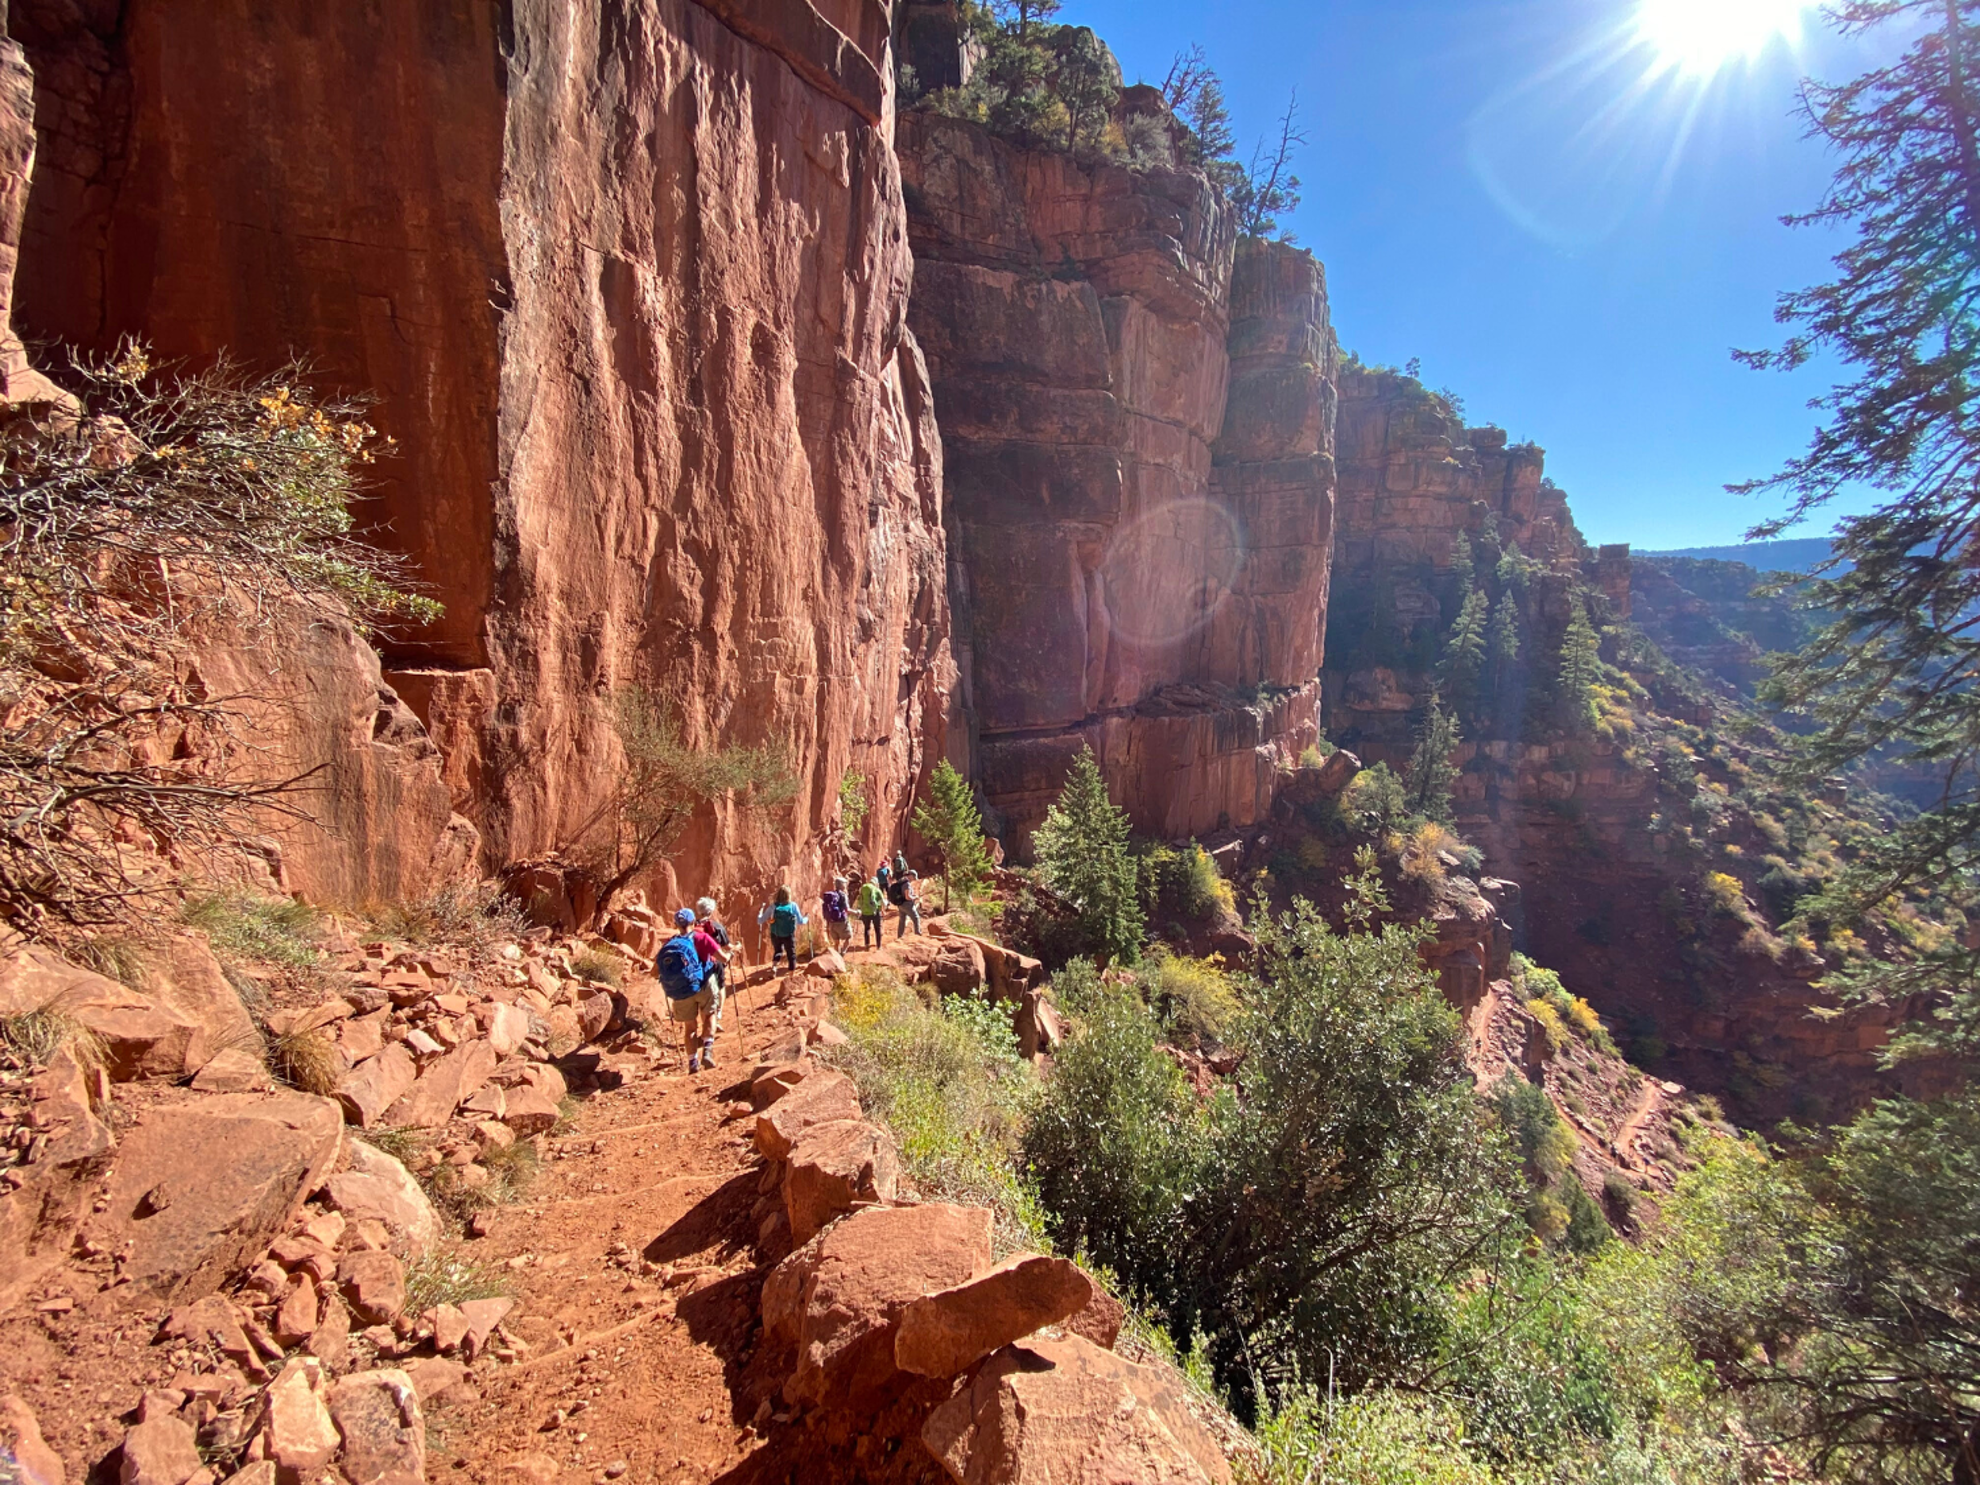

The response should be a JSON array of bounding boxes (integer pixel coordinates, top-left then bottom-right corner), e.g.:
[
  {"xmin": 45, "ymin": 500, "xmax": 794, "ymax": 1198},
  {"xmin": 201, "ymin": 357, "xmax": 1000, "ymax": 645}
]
[{"xmin": 887, "ymin": 877, "xmax": 908, "ymax": 906}]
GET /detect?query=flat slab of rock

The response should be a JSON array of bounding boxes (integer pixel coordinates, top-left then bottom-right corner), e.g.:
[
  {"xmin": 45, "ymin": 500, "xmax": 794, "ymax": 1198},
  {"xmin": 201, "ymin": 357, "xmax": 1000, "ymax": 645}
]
[
  {"xmin": 88, "ymin": 1092, "xmax": 344, "ymax": 1301},
  {"xmin": 384, "ymin": 1037, "xmax": 497, "ymax": 1128},
  {"xmin": 190, "ymin": 1047, "xmax": 272, "ymax": 1092},
  {"xmin": 754, "ymin": 1068, "xmax": 860, "ymax": 1161},
  {"xmin": 321, "ymin": 1141, "xmax": 442, "ymax": 1258},
  {"xmin": 923, "ymin": 1334, "xmax": 1230, "ymax": 1485},
  {"xmin": 895, "ymin": 1253, "xmax": 1093, "ymax": 1379},
  {"xmin": 783, "ymin": 1118, "xmax": 900, "ymax": 1244},
  {"xmin": 328, "ymin": 1368, "xmax": 424, "ymax": 1485},
  {"xmin": 0, "ymin": 946, "xmax": 201, "ymax": 1081},
  {"xmin": 770, "ymin": 1203, "xmax": 993, "ymax": 1412},
  {"xmin": 336, "ymin": 1044, "xmax": 417, "ymax": 1129}
]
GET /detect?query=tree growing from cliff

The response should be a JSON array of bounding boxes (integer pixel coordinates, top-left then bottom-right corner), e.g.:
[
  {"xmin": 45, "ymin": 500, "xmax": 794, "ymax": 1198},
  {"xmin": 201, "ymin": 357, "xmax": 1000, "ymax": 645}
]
[
  {"xmin": 591, "ymin": 685, "xmax": 792, "ymax": 911},
  {"xmin": 0, "ymin": 343, "xmax": 436, "ymax": 934},
  {"xmin": 1032, "ymin": 747, "xmax": 1144, "ymax": 964},
  {"xmin": 912, "ymin": 759, "xmax": 993, "ymax": 911},
  {"xmin": 1553, "ymin": 596, "xmax": 1601, "ymax": 734},
  {"xmin": 1406, "ymin": 692, "xmax": 1462, "ymax": 826},
  {"xmin": 1486, "ymin": 590, "xmax": 1525, "ymax": 733},
  {"xmin": 1438, "ymin": 585, "xmax": 1490, "ymax": 720},
  {"xmin": 1232, "ymin": 93, "xmax": 1307, "ymax": 241}
]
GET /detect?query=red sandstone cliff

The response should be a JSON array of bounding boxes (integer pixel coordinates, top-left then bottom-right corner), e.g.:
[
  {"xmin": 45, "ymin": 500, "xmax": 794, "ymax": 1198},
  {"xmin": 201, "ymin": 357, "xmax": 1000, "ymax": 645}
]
[
  {"xmin": 900, "ymin": 109, "xmax": 1332, "ymax": 849},
  {"xmin": 9, "ymin": 0, "xmax": 952, "ymax": 915}
]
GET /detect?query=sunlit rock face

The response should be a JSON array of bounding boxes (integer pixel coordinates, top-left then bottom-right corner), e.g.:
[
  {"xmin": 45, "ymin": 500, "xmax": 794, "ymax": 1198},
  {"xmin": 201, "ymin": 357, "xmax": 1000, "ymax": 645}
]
[
  {"xmin": 10, "ymin": 0, "xmax": 954, "ymax": 911},
  {"xmin": 901, "ymin": 111, "xmax": 1334, "ymax": 849}
]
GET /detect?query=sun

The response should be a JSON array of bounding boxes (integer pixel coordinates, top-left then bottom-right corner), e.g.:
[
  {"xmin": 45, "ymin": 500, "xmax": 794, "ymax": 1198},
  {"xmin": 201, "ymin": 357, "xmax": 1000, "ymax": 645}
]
[{"xmin": 1634, "ymin": 0, "xmax": 1807, "ymax": 74}]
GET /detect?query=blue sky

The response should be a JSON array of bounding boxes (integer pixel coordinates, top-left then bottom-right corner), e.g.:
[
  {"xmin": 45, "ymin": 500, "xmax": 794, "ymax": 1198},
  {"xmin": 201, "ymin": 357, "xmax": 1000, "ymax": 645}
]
[{"xmin": 1058, "ymin": 0, "xmax": 1889, "ymax": 550}]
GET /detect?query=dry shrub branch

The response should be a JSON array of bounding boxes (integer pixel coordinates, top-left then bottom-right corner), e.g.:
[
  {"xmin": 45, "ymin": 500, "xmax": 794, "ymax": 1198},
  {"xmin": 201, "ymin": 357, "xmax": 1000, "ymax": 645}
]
[{"xmin": 0, "ymin": 342, "xmax": 435, "ymax": 934}]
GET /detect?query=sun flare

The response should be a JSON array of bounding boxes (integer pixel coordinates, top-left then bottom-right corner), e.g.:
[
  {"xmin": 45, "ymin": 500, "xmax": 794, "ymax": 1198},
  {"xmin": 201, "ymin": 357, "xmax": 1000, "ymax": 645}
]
[{"xmin": 1635, "ymin": 0, "xmax": 1807, "ymax": 74}]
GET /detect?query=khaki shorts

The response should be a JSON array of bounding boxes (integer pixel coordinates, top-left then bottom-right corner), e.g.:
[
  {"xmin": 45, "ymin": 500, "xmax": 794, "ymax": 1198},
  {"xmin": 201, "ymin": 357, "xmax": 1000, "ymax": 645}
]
[{"xmin": 666, "ymin": 986, "xmax": 714, "ymax": 1025}]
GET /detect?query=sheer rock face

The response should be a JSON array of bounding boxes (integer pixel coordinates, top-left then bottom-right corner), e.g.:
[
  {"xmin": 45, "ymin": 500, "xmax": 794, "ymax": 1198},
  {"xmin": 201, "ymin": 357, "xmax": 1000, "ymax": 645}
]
[
  {"xmin": 9, "ymin": 0, "xmax": 952, "ymax": 911},
  {"xmin": 900, "ymin": 111, "xmax": 1333, "ymax": 850}
]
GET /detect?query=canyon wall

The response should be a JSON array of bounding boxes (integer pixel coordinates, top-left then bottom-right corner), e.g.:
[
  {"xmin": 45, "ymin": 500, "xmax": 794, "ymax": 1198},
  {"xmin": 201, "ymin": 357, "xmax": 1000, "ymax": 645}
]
[
  {"xmin": 1325, "ymin": 367, "xmax": 1917, "ymax": 1121},
  {"xmin": 900, "ymin": 110, "xmax": 1332, "ymax": 849},
  {"xmin": 10, "ymin": 0, "xmax": 952, "ymax": 914}
]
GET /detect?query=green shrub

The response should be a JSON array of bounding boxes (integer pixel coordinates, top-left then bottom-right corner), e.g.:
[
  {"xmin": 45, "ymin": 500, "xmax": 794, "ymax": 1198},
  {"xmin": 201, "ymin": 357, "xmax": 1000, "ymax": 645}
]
[
  {"xmin": 372, "ymin": 880, "xmax": 530, "ymax": 959},
  {"xmin": 826, "ymin": 971, "xmax": 1044, "ymax": 1254},
  {"xmin": 1338, "ymin": 762, "xmax": 1411, "ymax": 836},
  {"xmin": 1137, "ymin": 840, "xmax": 1234, "ymax": 927},
  {"xmin": 569, "ymin": 948, "xmax": 623, "ymax": 986},
  {"xmin": 1023, "ymin": 976, "xmax": 1209, "ymax": 1307},
  {"xmin": 1144, "ymin": 951, "xmax": 1239, "ymax": 1047}
]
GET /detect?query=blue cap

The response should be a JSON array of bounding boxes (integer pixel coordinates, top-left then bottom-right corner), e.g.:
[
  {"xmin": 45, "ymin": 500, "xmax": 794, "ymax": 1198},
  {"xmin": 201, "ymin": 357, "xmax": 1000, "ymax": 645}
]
[{"xmin": 674, "ymin": 907, "xmax": 696, "ymax": 926}]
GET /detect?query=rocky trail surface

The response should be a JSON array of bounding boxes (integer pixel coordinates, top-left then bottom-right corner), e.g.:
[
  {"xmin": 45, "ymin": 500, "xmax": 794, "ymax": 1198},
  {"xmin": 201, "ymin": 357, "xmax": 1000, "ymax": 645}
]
[{"xmin": 1, "ymin": 918, "xmax": 1224, "ymax": 1485}]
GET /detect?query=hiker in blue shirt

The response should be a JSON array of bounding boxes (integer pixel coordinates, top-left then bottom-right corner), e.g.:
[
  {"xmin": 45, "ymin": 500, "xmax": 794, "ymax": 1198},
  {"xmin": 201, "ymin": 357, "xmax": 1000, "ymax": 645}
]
[
  {"xmin": 655, "ymin": 907, "xmax": 711, "ymax": 1073},
  {"xmin": 758, "ymin": 885, "xmax": 807, "ymax": 972}
]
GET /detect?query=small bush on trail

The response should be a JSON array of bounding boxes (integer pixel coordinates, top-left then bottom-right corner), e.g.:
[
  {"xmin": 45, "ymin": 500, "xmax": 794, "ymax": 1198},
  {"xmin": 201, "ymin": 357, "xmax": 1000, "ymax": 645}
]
[
  {"xmin": 1145, "ymin": 951, "xmax": 1239, "ymax": 1047},
  {"xmin": 68, "ymin": 935, "xmax": 150, "ymax": 986},
  {"xmin": 270, "ymin": 1028, "xmax": 340, "ymax": 1095},
  {"xmin": 404, "ymin": 1248, "xmax": 513, "ymax": 1314},
  {"xmin": 0, "ymin": 1003, "xmax": 105, "ymax": 1070},
  {"xmin": 371, "ymin": 879, "xmax": 529, "ymax": 961},
  {"xmin": 1137, "ymin": 840, "xmax": 1234, "ymax": 928},
  {"xmin": 569, "ymin": 948, "xmax": 623, "ymax": 986}
]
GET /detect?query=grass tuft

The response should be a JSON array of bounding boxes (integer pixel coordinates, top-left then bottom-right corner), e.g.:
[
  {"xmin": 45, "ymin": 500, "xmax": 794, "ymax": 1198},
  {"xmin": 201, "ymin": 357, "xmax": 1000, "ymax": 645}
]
[
  {"xmin": 0, "ymin": 1002, "xmax": 106, "ymax": 1070},
  {"xmin": 270, "ymin": 1028, "xmax": 341, "ymax": 1095},
  {"xmin": 403, "ymin": 1248, "xmax": 514, "ymax": 1314},
  {"xmin": 569, "ymin": 948, "xmax": 623, "ymax": 987},
  {"xmin": 182, "ymin": 891, "xmax": 323, "ymax": 969}
]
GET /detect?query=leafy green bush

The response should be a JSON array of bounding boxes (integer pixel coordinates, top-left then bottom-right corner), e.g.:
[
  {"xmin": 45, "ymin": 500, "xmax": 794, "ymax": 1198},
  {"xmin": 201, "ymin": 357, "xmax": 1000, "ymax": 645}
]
[
  {"xmin": 1023, "ymin": 974, "xmax": 1209, "ymax": 1308},
  {"xmin": 1137, "ymin": 840, "xmax": 1234, "ymax": 927},
  {"xmin": 1337, "ymin": 762, "xmax": 1411, "ymax": 836},
  {"xmin": 1144, "ymin": 951, "xmax": 1239, "ymax": 1047}
]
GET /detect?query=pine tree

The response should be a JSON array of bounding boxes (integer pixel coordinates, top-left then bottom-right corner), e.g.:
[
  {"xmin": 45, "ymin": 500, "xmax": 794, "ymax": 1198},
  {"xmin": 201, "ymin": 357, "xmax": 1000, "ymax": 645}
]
[
  {"xmin": 1032, "ymin": 747, "xmax": 1145, "ymax": 965},
  {"xmin": 1438, "ymin": 585, "xmax": 1490, "ymax": 722},
  {"xmin": 1554, "ymin": 596, "xmax": 1600, "ymax": 733},
  {"xmin": 1405, "ymin": 691, "xmax": 1461, "ymax": 826},
  {"xmin": 1449, "ymin": 530, "xmax": 1475, "ymax": 593},
  {"xmin": 911, "ymin": 760, "xmax": 993, "ymax": 912},
  {"xmin": 1495, "ymin": 540, "xmax": 1530, "ymax": 600},
  {"xmin": 1486, "ymin": 590, "xmax": 1524, "ymax": 733}
]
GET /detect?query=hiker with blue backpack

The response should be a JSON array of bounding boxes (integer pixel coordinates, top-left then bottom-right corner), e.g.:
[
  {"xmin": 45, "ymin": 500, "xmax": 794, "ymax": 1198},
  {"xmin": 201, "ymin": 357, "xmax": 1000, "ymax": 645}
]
[
  {"xmin": 758, "ymin": 886, "xmax": 807, "ymax": 972},
  {"xmin": 657, "ymin": 907, "xmax": 716, "ymax": 1073}
]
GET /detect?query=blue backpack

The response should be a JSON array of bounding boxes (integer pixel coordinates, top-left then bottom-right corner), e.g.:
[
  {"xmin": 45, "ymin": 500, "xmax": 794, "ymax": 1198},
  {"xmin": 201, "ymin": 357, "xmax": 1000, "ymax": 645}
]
[
  {"xmin": 771, "ymin": 902, "xmax": 801, "ymax": 937},
  {"xmin": 655, "ymin": 934, "xmax": 705, "ymax": 999}
]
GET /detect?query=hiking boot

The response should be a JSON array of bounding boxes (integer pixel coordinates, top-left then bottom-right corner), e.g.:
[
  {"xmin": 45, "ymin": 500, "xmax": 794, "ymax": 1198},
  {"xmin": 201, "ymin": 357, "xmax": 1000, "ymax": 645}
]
[
  {"xmin": 687, "ymin": 1051, "xmax": 700, "ymax": 1074},
  {"xmin": 701, "ymin": 1038, "xmax": 716, "ymax": 1069}
]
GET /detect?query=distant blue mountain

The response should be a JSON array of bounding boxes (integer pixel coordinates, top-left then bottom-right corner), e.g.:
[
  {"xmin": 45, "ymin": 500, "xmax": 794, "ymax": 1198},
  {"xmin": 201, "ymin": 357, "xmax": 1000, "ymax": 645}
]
[{"xmin": 1635, "ymin": 537, "xmax": 1834, "ymax": 574}]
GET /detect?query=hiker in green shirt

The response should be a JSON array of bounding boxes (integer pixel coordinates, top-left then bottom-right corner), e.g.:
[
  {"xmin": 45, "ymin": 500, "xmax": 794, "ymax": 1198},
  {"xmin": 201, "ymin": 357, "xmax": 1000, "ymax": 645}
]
[{"xmin": 854, "ymin": 874, "xmax": 886, "ymax": 949}]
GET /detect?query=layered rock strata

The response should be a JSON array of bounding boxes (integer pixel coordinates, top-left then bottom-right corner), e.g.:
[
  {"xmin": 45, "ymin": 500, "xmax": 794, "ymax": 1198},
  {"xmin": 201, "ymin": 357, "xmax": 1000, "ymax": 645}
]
[
  {"xmin": 10, "ymin": 0, "xmax": 951, "ymax": 913},
  {"xmin": 901, "ymin": 110, "xmax": 1333, "ymax": 848}
]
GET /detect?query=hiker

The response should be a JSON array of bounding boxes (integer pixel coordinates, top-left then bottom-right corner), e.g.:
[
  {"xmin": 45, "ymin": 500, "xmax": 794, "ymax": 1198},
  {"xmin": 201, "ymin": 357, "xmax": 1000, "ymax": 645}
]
[
  {"xmin": 759, "ymin": 886, "xmax": 806, "ymax": 972},
  {"xmin": 892, "ymin": 849, "xmax": 909, "ymax": 885},
  {"xmin": 875, "ymin": 858, "xmax": 892, "ymax": 900},
  {"xmin": 894, "ymin": 869, "xmax": 923, "ymax": 939},
  {"xmin": 657, "ymin": 907, "xmax": 713, "ymax": 1073},
  {"xmin": 855, "ymin": 872, "xmax": 886, "ymax": 949},
  {"xmin": 692, "ymin": 897, "xmax": 731, "ymax": 1040},
  {"xmin": 820, "ymin": 876, "xmax": 852, "ymax": 954}
]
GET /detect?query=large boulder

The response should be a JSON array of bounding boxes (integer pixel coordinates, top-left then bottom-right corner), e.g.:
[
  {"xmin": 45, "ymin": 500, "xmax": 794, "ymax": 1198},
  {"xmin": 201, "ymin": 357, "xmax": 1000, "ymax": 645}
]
[
  {"xmin": 136, "ymin": 937, "xmax": 260, "ymax": 1074},
  {"xmin": 321, "ymin": 1141, "xmax": 443, "ymax": 1258},
  {"xmin": 0, "ymin": 1046, "xmax": 114, "ymax": 1309},
  {"xmin": 771, "ymin": 1203, "xmax": 993, "ymax": 1412},
  {"xmin": 783, "ymin": 1119, "xmax": 900, "ymax": 1244},
  {"xmin": 922, "ymin": 1334, "xmax": 1231, "ymax": 1485},
  {"xmin": 894, "ymin": 1253, "xmax": 1093, "ymax": 1379},
  {"xmin": 754, "ymin": 1068, "xmax": 861, "ymax": 1161},
  {"xmin": 927, "ymin": 938, "xmax": 986, "ymax": 997},
  {"xmin": 88, "ymin": 1092, "xmax": 344, "ymax": 1301},
  {"xmin": 118, "ymin": 1416, "xmax": 201, "ymax": 1485},
  {"xmin": 1013, "ymin": 989, "xmax": 1061, "ymax": 1061},
  {"xmin": 0, "ymin": 946, "xmax": 208, "ymax": 1081}
]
